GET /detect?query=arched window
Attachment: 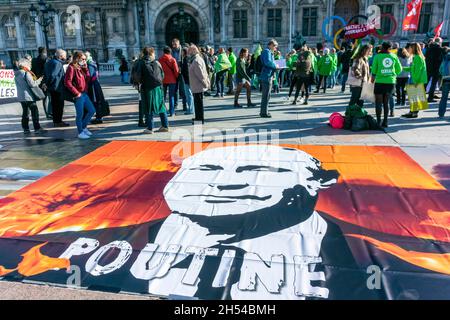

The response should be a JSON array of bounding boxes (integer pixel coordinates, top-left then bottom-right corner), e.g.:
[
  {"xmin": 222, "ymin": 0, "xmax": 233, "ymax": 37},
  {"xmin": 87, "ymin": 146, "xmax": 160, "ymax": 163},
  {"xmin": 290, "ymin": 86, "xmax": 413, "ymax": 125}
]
[
  {"xmin": 3, "ymin": 16, "xmax": 16, "ymax": 39},
  {"xmin": 21, "ymin": 15, "xmax": 36, "ymax": 38},
  {"xmin": 61, "ymin": 13, "xmax": 76, "ymax": 37},
  {"xmin": 82, "ymin": 12, "xmax": 96, "ymax": 36}
]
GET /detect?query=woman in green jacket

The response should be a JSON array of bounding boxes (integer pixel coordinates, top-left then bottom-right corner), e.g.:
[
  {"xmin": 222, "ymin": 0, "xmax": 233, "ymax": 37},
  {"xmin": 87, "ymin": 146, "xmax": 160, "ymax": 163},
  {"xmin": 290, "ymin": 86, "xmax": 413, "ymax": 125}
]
[
  {"xmin": 401, "ymin": 42, "xmax": 428, "ymax": 118},
  {"xmin": 371, "ymin": 42, "xmax": 402, "ymax": 128},
  {"xmin": 315, "ymin": 48, "xmax": 335, "ymax": 93},
  {"xmin": 214, "ymin": 48, "xmax": 232, "ymax": 97}
]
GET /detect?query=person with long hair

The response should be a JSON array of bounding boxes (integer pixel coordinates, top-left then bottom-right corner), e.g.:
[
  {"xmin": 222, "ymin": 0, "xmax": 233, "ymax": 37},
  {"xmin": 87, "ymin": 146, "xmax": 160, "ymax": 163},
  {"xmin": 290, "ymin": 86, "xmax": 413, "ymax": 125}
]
[
  {"xmin": 292, "ymin": 48, "xmax": 312, "ymax": 105},
  {"xmin": 188, "ymin": 45, "xmax": 210, "ymax": 124},
  {"xmin": 395, "ymin": 48, "xmax": 412, "ymax": 109},
  {"xmin": 371, "ymin": 42, "xmax": 402, "ymax": 128},
  {"xmin": 14, "ymin": 58, "xmax": 46, "ymax": 135},
  {"xmin": 347, "ymin": 45, "xmax": 371, "ymax": 107},
  {"xmin": 64, "ymin": 51, "xmax": 95, "ymax": 139},
  {"xmin": 401, "ymin": 42, "xmax": 428, "ymax": 118},
  {"xmin": 234, "ymin": 48, "xmax": 256, "ymax": 108}
]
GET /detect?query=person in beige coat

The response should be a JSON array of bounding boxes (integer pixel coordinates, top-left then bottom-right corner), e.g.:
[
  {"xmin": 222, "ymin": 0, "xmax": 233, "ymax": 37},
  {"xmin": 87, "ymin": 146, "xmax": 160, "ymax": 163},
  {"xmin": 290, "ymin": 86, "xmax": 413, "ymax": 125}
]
[{"xmin": 188, "ymin": 45, "xmax": 210, "ymax": 124}]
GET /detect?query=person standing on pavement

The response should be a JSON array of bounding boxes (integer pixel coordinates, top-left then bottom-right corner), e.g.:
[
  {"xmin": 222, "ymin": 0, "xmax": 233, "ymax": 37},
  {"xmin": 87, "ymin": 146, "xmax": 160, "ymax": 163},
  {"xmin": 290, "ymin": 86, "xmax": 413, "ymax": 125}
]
[
  {"xmin": 234, "ymin": 48, "xmax": 256, "ymax": 108},
  {"xmin": 31, "ymin": 46, "xmax": 51, "ymax": 119},
  {"xmin": 401, "ymin": 42, "xmax": 428, "ymax": 119},
  {"xmin": 171, "ymin": 38, "xmax": 186, "ymax": 111},
  {"xmin": 119, "ymin": 57, "xmax": 129, "ymax": 83},
  {"xmin": 188, "ymin": 45, "xmax": 210, "ymax": 124},
  {"xmin": 64, "ymin": 51, "xmax": 95, "ymax": 140},
  {"xmin": 138, "ymin": 47, "xmax": 169, "ymax": 134},
  {"xmin": 214, "ymin": 48, "xmax": 232, "ymax": 97},
  {"xmin": 15, "ymin": 58, "xmax": 46, "ymax": 135},
  {"xmin": 226, "ymin": 47, "xmax": 237, "ymax": 95},
  {"xmin": 347, "ymin": 44, "xmax": 371, "ymax": 107},
  {"xmin": 395, "ymin": 48, "xmax": 412, "ymax": 108},
  {"xmin": 316, "ymin": 48, "xmax": 334, "ymax": 94},
  {"xmin": 425, "ymin": 38, "xmax": 445, "ymax": 103},
  {"xmin": 371, "ymin": 42, "xmax": 402, "ymax": 128},
  {"xmin": 86, "ymin": 51, "xmax": 107, "ymax": 125},
  {"xmin": 328, "ymin": 48, "xmax": 338, "ymax": 89},
  {"xmin": 259, "ymin": 39, "xmax": 279, "ymax": 118},
  {"xmin": 159, "ymin": 46, "xmax": 179, "ymax": 117},
  {"xmin": 181, "ymin": 47, "xmax": 194, "ymax": 115},
  {"xmin": 43, "ymin": 49, "xmax": 70, "ymax": 127},
  {"xmin": 292, "ymin": 49, "xmax": 312, "ymax": 105},
  {"xmin": 338, "ymin": 46, "xmax": 352, "ymax": 93},
  {"xmin": 438, "ymin": 48, "xmax": 450, "ymax": 118}
]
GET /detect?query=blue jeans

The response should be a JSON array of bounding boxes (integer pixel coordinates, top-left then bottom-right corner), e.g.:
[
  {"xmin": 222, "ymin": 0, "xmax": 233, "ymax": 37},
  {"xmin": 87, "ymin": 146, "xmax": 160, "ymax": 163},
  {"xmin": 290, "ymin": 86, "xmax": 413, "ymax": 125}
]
[
  {"xmin": 164, "ymin": 83, "xmax": 177, "ymax": 116},
  {"xmin": 147, "ymin": 111, "xmax": 168, "ymax": 130},
  {"xmin": 74, "ymin": 93, "xmax": 95, "ymax": 134},
  {"xmin": 439, "ymin": 81, "xmax": 450, "ymax": 117},
  {"xmin": 121, "ymin": 72, "xmax": 129, "ymax": 83},
  {"xmin": 183, "ymin": 84, "xmax": 194, "ymax": 114},
  {"xmin": 216, "ymin": 70, "xmax": 227, "ymax": 95}
]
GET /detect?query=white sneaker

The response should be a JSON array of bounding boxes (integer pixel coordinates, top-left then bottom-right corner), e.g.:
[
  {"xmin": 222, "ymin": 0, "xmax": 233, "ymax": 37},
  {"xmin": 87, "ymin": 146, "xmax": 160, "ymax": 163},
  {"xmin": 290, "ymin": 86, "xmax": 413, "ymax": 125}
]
[
  {"xmin": 78, "ymin": 132, "xmax": 90, "ymax": 139},
  {"xmin": 83, "ymin": 128, "xmax": 92, "ymax": 136}
]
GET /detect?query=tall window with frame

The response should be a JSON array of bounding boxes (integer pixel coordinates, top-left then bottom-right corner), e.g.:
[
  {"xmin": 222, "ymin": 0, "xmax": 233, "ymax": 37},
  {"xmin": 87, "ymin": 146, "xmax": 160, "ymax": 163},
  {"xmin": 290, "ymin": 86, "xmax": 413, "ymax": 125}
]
[
  {"xmin": 417, "ymin": 3, "xmax": 433, "ymax": 34},
  {"xmin": 267, "ymin": 8, "xmax": 282, "ymax": 37},
  {"xmin": 233, "ymin": 9, "xmax": 248, "ymax": 38},
  {"xmin": 302, "ymin": 7, "xmax": 317, "ymax": 37},
  {"xmin": 378, "ymin": 4, "xmax": 394, "ymax": 36}
]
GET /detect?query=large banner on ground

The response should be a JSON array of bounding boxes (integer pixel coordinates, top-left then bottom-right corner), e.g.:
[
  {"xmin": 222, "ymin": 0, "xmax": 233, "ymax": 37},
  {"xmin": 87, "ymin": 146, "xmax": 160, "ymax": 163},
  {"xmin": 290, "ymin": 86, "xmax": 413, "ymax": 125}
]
[{"xmin": 0, "ymin": 141, "xmax": 449, "ymax": 299}]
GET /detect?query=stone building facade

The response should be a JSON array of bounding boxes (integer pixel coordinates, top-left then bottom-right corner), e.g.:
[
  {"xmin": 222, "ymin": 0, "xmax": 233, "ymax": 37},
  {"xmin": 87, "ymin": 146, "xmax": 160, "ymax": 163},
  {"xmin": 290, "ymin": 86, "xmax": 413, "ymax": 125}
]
[{"xmin": 0, "ymin": 0, "xmax": 449, "ymax": 66}]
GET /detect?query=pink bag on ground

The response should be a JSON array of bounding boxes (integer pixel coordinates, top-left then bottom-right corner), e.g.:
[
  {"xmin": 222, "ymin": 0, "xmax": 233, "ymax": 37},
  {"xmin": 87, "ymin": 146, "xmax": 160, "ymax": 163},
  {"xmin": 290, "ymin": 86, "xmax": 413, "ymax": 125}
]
[{"xmin": 329, "ymin": 112, "xmax": 345, "ymax": 129}]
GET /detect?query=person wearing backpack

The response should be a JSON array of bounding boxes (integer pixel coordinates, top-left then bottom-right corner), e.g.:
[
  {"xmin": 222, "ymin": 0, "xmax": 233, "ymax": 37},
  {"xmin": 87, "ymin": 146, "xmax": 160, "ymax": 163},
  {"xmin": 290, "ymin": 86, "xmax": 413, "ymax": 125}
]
[
  {"xmin": 438, "ymin": 48, "xmax": 450, "ymax": 118},
  {"xmin": 137, "ymin": 47, "xmax": 169, "ymax": 134},
  {"xmin": 292, "ymin": 49, "xmax": 312, "ymax": 105},
  {"xmin": 214, "ymin": 48, "xmax": 232, "ymax": 97}
]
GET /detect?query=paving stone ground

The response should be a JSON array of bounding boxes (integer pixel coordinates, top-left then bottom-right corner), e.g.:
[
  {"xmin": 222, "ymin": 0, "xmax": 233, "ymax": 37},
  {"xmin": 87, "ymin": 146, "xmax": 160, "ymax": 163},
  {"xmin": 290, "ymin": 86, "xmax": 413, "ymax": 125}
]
[{"xmin": 1, "ymin": 76, "xmax": 449, "ymax": 299}]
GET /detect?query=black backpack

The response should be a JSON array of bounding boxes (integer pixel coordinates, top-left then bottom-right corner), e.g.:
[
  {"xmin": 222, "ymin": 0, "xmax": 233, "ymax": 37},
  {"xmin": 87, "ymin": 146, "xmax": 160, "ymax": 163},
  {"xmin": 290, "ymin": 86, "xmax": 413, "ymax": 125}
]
[{"xmin": 140, "ymin": 59, "xmax": 163, "ymax": 90}]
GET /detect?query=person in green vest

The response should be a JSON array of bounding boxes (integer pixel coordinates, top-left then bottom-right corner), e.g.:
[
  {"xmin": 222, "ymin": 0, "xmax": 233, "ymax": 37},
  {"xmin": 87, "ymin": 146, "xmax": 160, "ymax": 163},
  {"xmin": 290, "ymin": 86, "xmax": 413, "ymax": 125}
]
[
  {"xmin": 371, "ymin": 41, "xmax": 402, "ymax": 128},
  {"xmin": 315, "ymin": 48, "xmax": 335, "ymax": 93},
  {"xmin": 226, "ymin": 47, "xmax": 237, "ymax": 95},
  {"xmin": 401, "ymin": 42, "xmax": 428, "ymax": 119},
  {"xmin": 214, "ymin": 48, "xmax": 232, "ymax": 97},
  {"xmin": 327, "ymin": 48, "xmax": 338, "ymax": 89},
  {"xmin": 287, "ymin": 49, "xmax": 299, "ymax": 99}
]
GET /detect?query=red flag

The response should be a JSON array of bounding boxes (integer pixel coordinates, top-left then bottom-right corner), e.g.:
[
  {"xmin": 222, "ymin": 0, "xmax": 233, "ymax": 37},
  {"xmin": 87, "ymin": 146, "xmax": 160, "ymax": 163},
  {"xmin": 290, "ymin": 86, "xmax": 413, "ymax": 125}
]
[
  {"xmin": 402, "ymin": 0, "xmax": 423, "ymax": 31},
  {"xmin": 433, "ymin": 21, "xmax": 444, "ymax": 39}
]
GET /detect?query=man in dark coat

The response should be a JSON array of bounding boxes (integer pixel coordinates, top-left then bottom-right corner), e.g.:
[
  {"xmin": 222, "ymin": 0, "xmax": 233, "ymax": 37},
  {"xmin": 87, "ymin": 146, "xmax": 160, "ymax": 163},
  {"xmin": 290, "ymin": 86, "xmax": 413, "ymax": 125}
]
[
  {"xmin": 425, "ymin": 38, "xmax": 445, "ymax": 102},
  {"xmin": 32, "ymin": 46, "xmax": 51, "ymax": 119}
]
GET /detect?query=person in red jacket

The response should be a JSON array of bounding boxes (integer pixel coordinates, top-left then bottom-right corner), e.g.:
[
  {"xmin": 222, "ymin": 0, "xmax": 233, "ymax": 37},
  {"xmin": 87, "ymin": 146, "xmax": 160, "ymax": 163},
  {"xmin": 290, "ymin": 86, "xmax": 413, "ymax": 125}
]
[
  {"xmin": 159, "ymin": 46, "xmax": 179, "ymax": 117},
  {"xmin": 64, "ymin": 51, "xmax": 96, "ymax": 139}
]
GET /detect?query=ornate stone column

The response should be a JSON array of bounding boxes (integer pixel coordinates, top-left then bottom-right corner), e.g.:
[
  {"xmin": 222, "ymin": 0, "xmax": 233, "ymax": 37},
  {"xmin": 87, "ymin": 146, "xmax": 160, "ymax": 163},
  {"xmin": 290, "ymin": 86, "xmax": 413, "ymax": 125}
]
[
  {"xmin": 95, "ymin": 8, "xmax": 106, "ymax": 61},
  {"xmin": 132, "ymin": 0, "xmax": 141, "ymax": 49},
  {"xmin": 53, "ymin": 11, "xmax": 64, "ymax": 48},
  {"xmin": 143, "ymin": 0, "xmax": 150, "ymax": 45},
  {"xmin": 443, "ymin": 0, "xmax": 450, "ymax": 38},
  {"xmin": 255, "ymin": 0, "xmax": 260, "ymax": 42},
  {"xmin": 34, "ymin": 20, "xmax": 43, "ymax": 47},
  {"xmin": 14, "ymin": 13, "xmax": 24, "ymax": 49}
]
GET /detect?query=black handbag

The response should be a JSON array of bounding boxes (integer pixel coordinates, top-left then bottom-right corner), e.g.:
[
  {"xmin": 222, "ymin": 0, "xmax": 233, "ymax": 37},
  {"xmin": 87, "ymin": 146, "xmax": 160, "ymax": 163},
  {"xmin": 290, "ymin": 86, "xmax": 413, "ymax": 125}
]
[{"xmin": 63, "ymin": 86, "xmax": 76, "ymax": 102}]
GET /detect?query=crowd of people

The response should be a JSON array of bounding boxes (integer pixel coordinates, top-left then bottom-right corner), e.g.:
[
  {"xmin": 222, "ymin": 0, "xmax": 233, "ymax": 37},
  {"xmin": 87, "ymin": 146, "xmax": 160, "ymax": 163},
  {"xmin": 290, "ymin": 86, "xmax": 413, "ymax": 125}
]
[{"xmin": 8, "ymin": 35, "xmax": 450, "ymax": 138}]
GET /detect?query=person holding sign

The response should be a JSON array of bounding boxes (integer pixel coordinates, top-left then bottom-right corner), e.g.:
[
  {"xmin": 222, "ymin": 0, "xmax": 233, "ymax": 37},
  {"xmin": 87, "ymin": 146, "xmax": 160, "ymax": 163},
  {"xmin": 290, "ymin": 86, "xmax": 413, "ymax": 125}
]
[
  {"xmin": 371, "ymin": 42, "xmax": 402, "ymax": 128},
  {"xmin": 401, "ymin": 43, "xmax": 428, "ymax": 119}
]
